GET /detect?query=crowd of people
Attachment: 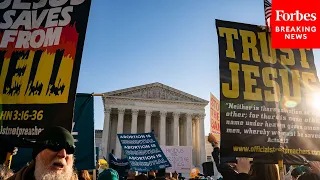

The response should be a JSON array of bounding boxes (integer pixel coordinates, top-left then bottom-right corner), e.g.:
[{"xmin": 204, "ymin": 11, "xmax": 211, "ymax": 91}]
[
  {"xmin": 206, "ymin": 133, "xmax": 320, "ymax": 180},
  {"xmin": 1, "ymin": 126, "xmax": 320, "ymax": 180}
]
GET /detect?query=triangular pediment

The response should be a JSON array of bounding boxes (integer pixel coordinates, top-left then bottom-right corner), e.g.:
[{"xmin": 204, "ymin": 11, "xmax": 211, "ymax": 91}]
[{"xmin": 103, "ymin": 82, "xmax": 208, "ymax": 104}]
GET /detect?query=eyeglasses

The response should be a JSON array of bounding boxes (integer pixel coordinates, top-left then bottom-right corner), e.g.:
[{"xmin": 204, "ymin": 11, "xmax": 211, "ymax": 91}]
[{"xmin": 43, "ymin": 140, "xmax": 75, "ymax": 154}]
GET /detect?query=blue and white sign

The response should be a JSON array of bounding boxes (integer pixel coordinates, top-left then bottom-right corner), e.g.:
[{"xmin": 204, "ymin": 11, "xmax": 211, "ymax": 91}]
[{"xmin": 117, "ymin": 133, "xmax": 171, "ymax": 172}]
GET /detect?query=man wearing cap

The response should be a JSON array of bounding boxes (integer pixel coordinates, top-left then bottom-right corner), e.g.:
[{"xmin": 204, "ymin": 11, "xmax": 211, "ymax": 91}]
[{"xmin": 8, "ymin": 126, "xmax": 76, "ymax": 180}]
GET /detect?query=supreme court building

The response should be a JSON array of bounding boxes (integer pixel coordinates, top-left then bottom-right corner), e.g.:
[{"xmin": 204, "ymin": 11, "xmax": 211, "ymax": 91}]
[{"xmin": 101, "ymin": 82, "xmax": 208, "ymax": 167}]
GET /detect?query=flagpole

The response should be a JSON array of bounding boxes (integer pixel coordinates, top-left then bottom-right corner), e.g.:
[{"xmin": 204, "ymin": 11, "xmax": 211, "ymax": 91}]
[
  {"xmin": 4, "ymin": 152, "xmax": 12, "ymax": 169},
  {"xmin": 92, "ymin": 94, "xmax": 103, "ymax": 96},
  {"xmin": 264, "ymin": 0, "xmax": 285, "ymax": 179},
  {"xmin": 278, "ymin": 157, "xmax": 285, "ymax": 180}
]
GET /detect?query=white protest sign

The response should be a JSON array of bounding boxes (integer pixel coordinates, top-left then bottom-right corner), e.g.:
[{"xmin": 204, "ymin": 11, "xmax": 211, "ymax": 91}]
[{"xmin": 160, "ymin": 146, "xmax": 192, "ymax": 173}]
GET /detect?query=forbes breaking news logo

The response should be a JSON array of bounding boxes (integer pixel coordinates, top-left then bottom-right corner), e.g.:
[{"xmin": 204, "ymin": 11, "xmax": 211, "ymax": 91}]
[
  {"xmin": 276, "ymin": 10, "xmax": 316, "ymax": 21},
  {"xmin": 274, "ymin": 10, "xmax": 316, "ymax": 40},
  {"xmin": 271, "ymin": 0, "xmax": 320, "ymax": 48}
]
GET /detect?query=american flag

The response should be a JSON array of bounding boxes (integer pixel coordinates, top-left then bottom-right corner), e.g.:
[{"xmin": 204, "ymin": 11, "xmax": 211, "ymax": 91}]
[{"xmin": 264, "ymin": 0, "xmax": 272, "ymax": 29}]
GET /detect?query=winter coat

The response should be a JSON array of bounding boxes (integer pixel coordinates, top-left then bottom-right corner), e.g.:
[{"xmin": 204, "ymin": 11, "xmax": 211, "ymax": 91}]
[{"xmin": 7, "ymin": 161, "xmax": 35, "ymax": 180}]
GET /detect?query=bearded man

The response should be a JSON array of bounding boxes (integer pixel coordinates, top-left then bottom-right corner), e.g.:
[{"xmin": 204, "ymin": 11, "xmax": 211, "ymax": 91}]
[{"xmin": 8, "ymin": 126, "xmax": 76, "ymax": 180}]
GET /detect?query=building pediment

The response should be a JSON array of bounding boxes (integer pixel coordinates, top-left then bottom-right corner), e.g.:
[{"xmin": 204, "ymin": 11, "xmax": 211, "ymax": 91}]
[{"xmin": 103, "ymin": 82, "xmax": 208, "ymax": 104}]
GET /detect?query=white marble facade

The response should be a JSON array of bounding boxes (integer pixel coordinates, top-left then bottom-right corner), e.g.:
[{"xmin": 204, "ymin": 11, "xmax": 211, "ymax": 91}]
[{"xmin": 101, "ymin": 82, "xmax": 208, "ymax": 167}]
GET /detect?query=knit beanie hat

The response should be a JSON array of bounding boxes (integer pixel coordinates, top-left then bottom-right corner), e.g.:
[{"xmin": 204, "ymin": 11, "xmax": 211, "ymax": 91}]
[{"xmin": 32, "ymin": 126, "xmax": 75, "ymax": 159}]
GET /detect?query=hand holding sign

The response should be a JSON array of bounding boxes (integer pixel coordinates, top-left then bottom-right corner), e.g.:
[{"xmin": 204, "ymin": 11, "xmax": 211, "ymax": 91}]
[
  {"xmin": 310, "ymin": 161, "xmax": 320, "ymax": 174},
  {"xmin": 173, "ymin": 171, "xmax": 179, "ymax": 179},
  {"xmin": 235, "ymin": 158, "xmax": 251, "ymax": 174},
  {"xmin": 208, "ymin": 133, "xmax": 218, "ymax": 144}
]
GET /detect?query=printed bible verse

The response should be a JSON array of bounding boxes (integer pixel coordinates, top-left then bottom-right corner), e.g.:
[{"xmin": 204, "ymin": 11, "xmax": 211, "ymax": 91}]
[{"xmin": 224, "ymin": 102, "xmax": 320, "ymax": 143}]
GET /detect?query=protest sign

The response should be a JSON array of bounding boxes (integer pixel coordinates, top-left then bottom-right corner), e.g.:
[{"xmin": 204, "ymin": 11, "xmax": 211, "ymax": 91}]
[
  {"xmin": 160, "ymin": 146, "xmax": 192, "ymax": 173},
  {"xmin": 72, "ymin": 93, "xmax": 95, "ymax": 170},
  {"xmin": 216, "ymin": 19, "xmax": 320, "ymax": 164},
  {"xmin": 118, "ymin": 133, "xmax": 171, "ymax": 171},
  {"xmin": 0, "ymin": 0, "xmax": 92, "ymax": 141},
  {"xmin": 210, "ymin": 93, "xmax": 220, "ymax": 142}
]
